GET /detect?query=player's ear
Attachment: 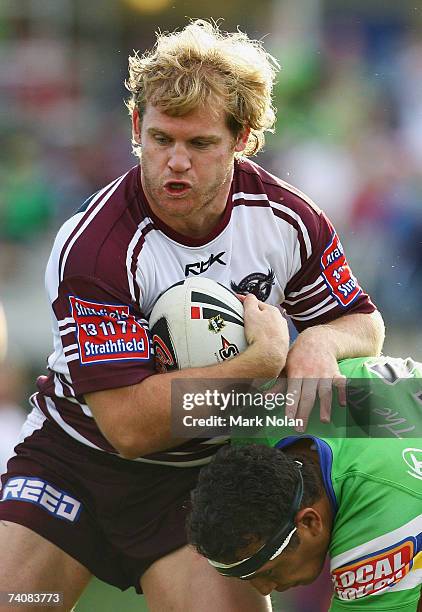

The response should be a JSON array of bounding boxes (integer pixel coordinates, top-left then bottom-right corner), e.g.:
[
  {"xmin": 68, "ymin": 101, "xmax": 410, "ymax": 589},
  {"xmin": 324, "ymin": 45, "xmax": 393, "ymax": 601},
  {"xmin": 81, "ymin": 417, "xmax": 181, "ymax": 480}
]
[
  {"xmin": 234, "ymin": 127, "xmax": 251, "ymax": 153},
  {"xmin": 296, "ymin": 507, "xmax": 324, "ymax": 538},
  {"xmin": 132, "ymin": 109, "xmax": 142, "ymax": 145}
]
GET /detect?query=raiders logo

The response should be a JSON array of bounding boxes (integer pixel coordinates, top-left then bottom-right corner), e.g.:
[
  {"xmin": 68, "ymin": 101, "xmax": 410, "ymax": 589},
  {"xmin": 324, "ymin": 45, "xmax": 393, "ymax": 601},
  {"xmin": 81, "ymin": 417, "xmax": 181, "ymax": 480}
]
[{"xmin": 231, "ymin": 269, "xmax": 275, "ymax": 302}]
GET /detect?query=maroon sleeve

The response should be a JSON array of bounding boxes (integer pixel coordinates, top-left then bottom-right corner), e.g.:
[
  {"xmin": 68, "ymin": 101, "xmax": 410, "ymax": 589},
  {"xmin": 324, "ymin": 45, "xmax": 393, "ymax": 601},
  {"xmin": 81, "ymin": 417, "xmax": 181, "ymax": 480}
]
[
  {"xmin": 53, "ymin": 275, "xmax": 155, "ymax": 395},
  {"xmin": 282, "ymin": 212, "xmax": 377, "ymax": 333}
]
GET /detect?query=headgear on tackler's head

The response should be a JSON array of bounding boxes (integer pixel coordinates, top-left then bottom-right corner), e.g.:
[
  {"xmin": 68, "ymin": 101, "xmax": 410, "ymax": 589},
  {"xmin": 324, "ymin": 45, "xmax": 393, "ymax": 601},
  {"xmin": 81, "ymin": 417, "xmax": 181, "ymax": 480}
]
[{"xmin": 207, "ymin": 461, "xmax": 304, "ymax": 579}]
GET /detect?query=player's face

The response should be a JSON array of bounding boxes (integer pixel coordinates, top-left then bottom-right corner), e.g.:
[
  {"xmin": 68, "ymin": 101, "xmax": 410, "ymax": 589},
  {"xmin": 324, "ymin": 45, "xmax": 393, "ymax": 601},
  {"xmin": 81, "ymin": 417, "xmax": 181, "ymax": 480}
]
[
  {"xmin": 238, "ymin": 510, "xmax": 330, "ymax": 596},
  {"xmin": 133, "ymin": 103, "xmax": 248, "ymax": 236}
]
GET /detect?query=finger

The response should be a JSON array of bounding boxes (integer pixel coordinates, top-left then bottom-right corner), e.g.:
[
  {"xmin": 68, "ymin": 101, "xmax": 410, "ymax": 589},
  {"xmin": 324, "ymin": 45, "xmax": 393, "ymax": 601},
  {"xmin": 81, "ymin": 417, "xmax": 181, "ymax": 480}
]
[
  {"xmin": 256, "ymin": 299, "xmax": 271, "ymax": 311},
  {"xmin": 242, "ymin": 294, "xmax": 259, "ymax": 318},
  {"xmin": 242, "ymin": 293, "xmax": 258, "ymax": 307},
  {"xmin": 294, "ymin": 378, "xmax": 319, "ymax": 432},
  {"xmin": 285, "ymin": 377, "xmax": 302, "ymax": 420},
  {"xmin": 318, "ymin": 379, "xmax": 333, "ymax": 423},
  {"xmin": 333, "ymin": 375, "xmax": 347, "ymax": 406},
  {"xmin": 242, "ymin": 295, "xmax": 269, "ymax": 311}
]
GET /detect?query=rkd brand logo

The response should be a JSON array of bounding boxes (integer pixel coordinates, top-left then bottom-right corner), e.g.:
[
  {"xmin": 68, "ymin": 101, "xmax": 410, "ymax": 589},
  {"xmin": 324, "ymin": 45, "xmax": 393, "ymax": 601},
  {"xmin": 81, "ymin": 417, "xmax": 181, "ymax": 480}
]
[{"xmin": 185, "ymin": 252, "xmax": 226, "ymax": 276}]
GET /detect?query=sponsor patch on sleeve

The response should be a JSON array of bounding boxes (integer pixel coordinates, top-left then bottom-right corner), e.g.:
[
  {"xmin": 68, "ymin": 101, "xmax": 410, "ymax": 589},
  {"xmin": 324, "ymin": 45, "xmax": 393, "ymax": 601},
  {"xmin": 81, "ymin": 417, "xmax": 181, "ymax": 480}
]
[
  {"xmin": 69, "ymin": 296, "xmax": 150, "ymax": 365},
  {"xmin": 332, "ymin": 537, "xmax": 417, "ymax": 601},
  {"xmin": 320, "ymin": 233, "xmax": 362, "ymax": 307}
]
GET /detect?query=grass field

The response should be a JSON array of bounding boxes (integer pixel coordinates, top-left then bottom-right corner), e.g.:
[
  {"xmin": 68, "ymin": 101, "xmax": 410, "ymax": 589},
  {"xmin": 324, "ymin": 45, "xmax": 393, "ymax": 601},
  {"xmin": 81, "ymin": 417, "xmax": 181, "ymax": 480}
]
[
  {"xmin": 75, "ymin": 578, "xmax": 148, "ymax": 611},
  {"xmin": 74, "ymin": 577, "xmax": 297, "ymax": 611}
]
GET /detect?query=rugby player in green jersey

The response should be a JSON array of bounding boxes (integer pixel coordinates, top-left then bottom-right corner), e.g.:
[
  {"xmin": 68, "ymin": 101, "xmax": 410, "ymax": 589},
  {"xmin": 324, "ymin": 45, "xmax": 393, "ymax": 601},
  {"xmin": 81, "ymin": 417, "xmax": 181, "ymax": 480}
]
[{"xmin": 188, "ymin": 356, "xmax": 422, "ymax": 611}]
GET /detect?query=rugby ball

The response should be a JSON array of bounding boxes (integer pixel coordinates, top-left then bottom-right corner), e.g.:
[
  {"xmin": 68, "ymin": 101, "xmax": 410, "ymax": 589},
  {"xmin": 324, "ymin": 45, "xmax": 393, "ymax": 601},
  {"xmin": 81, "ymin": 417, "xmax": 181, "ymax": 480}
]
[{"xmin": 149, "ymin": 278, "xmax": 247, "ymax": 372}]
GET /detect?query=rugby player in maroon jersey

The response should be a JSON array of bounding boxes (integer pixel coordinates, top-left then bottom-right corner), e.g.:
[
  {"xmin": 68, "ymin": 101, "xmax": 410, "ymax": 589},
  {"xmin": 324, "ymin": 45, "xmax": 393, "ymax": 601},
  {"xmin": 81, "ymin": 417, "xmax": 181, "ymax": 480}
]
[{"xmin": 0, "ymin": 20, "xmax": 384, "ymax": 612}]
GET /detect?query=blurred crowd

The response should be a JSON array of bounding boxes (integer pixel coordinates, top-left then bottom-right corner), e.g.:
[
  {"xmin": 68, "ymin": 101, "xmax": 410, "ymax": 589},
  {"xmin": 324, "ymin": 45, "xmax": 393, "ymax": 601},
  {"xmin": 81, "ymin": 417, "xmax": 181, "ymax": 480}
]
[
  {"xmin": 1, "ymin": 3, "xmax": 421, "ymax": 345},
  {"xmin": 0, "ymin": 2, "xmax": 421, "ymax": 610},
  {"xmin": 265, "ymin": 10, "xmax": 422, "ymax": 331}
]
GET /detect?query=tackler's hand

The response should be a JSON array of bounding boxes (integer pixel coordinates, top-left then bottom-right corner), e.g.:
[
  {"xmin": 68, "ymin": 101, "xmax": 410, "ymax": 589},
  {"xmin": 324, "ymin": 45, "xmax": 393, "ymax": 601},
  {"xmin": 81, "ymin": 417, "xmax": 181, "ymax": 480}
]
[{"xmin": 284, "ymin": 328, "xmax": 347, "ymax": 432}]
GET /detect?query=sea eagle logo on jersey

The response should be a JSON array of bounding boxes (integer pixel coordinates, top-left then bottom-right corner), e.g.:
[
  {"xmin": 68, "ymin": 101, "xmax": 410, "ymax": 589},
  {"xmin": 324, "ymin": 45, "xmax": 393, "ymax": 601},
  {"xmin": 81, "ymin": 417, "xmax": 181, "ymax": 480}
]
[
  {"xmin": 230, "ymin": 269, "xmax": 275, "ymax": 302},
  {"xmin": 218, "ymin": 336, "xmax": 240, "ymax": 361},
  {"xmin": 332, "ymin": 537, "xmax": 417, "ymax": 601},
  {"xmin": 321, "ymin": 233, "xmax": 361, "ymax": 307},
  {"xmin": 69, "ymin": 296, "xmax": 150, "ymax": 365}
]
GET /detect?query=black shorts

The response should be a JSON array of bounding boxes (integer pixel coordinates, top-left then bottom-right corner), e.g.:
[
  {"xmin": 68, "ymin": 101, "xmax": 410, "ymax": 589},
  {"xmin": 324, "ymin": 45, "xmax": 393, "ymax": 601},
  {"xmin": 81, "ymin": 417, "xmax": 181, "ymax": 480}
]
[{"xmin": 0, "ymin": 415, "xmax": 202, "ymax": 592}]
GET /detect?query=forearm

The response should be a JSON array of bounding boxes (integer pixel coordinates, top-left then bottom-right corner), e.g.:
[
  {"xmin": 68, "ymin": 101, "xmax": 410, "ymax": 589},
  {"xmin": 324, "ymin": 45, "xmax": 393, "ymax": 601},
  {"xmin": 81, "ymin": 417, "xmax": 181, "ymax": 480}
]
[
  {"xmin": 293, "ymin": 310, "xmax": 385, "ymax": 361},
  {"xmin": 87, "ymin": 341, "xmax": 286, "ymax": 459},
  {"xmin": 135, "ymin": 343, "xmax": 285, "ymax": 454}
]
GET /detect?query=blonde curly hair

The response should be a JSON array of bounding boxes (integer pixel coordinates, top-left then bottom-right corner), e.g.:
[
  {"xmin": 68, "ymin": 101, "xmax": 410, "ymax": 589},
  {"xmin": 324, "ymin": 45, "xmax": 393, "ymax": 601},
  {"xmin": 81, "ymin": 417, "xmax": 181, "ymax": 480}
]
[{"xmin": 126, "ymin": 19, "xmax": 279, "ymax": 156}]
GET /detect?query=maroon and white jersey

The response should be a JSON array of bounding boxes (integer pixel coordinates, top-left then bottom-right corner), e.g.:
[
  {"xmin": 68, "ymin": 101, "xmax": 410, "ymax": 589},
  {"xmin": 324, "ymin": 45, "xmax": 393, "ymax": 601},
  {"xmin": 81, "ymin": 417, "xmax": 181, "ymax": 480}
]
[{"xmin": 31, "ymin": 158, "xmax": 376, "ymax": 466}]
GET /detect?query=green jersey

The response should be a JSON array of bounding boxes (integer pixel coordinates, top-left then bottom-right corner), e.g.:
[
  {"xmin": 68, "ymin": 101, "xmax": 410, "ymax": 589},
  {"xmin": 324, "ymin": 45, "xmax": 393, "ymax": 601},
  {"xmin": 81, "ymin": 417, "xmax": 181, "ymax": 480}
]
[
  {"xmin": 336, "ymin": 356, "xmax": 422, "ymax": 439},
  {"xmin": 235, "ymin": 356, "xmax": 422, "ymax": 441},
  {"xmin": 274, "ymin": 436, "xmax": 422, "ymax": 611},
  {"xmin": 236, "ymin": 357, "xmax": 422, "ymax": 609}
]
